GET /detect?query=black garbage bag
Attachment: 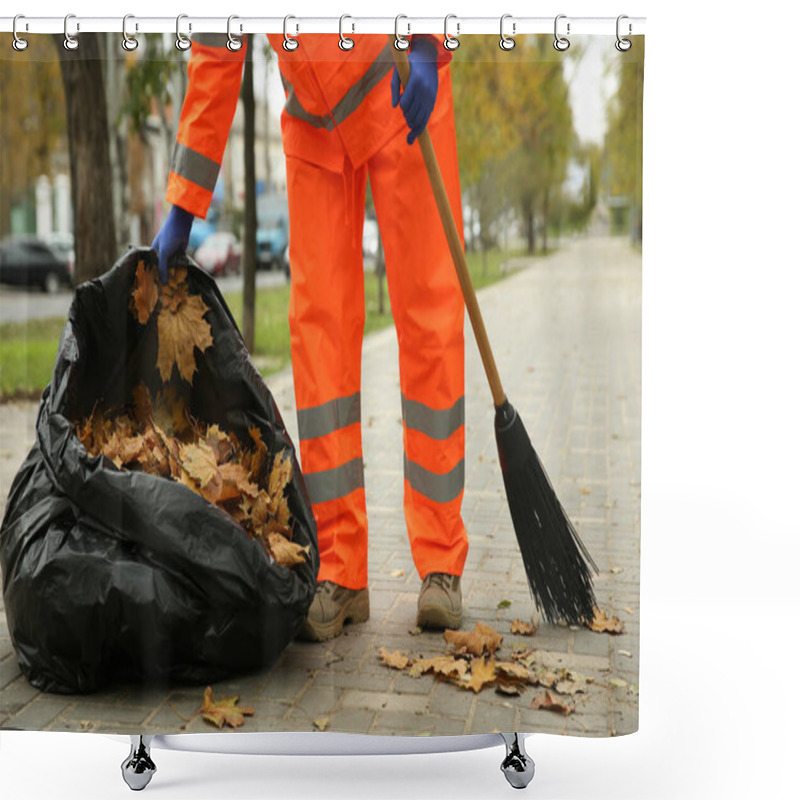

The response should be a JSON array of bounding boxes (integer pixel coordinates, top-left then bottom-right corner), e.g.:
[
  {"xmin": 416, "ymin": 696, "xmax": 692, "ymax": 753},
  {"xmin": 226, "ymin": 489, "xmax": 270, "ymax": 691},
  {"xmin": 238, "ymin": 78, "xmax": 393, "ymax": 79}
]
[{"xmin": 0, "ymin": 248, "xmax": 318, "ymax": 694}]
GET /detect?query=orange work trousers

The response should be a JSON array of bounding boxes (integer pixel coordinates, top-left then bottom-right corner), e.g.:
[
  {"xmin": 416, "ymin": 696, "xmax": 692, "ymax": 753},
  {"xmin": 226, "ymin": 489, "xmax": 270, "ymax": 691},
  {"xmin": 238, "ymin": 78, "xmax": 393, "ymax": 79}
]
[{"xmin": 287, "ymin": 83, "xmax": 468, "ymax": 591}]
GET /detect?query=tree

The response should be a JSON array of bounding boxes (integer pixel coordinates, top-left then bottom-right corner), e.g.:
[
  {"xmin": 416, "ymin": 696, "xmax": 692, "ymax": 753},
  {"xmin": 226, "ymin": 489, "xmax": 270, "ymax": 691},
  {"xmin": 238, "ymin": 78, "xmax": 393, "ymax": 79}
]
[
  {"xmin": 0, "ymin": 45, "xmax": 66, "ymax": 238},
  {"xmin": 54, "ymin": 34, "xmax": 117, "ymax": 282},
  {"xmin": 241, "ymin": 38, "xmax": 257, "ymax": 352},
  {"xmin": 604, "ymin": 40, "xmax": 645, "ymax": 242}
]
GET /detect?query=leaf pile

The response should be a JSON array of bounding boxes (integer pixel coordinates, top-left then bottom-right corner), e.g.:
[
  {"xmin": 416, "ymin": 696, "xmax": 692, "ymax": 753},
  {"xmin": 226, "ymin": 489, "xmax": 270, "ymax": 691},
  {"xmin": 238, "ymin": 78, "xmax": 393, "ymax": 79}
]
[
  {"xmin": 73, "ymin": 259, "xmax": 308, "ymax": 570},
  {"xmin": 376, "ymin": 622, "xmax": 594, "ymax": 708}
]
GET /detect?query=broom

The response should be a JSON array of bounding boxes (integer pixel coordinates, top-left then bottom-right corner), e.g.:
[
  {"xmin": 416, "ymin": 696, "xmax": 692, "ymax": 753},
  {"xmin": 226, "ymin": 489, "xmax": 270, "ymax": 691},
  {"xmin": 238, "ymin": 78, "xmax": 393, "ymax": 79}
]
[{"xmin": 392, "ymin": 45, "xmax": 597, "ymax": 625}]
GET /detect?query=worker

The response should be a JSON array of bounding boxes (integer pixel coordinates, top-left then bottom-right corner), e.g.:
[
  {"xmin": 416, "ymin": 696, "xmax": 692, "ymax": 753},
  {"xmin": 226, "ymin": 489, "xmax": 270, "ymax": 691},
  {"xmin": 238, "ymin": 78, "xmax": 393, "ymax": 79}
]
[{"xmin": 152, "ymin": 32, "xmax": 468, "ymax": 642}]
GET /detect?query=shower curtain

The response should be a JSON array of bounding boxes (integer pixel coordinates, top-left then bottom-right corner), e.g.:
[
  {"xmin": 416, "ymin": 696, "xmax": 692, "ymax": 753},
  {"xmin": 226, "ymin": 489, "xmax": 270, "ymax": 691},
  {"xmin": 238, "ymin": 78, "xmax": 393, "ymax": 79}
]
[{"xmin": 0, "ymin": 28, "xmax": 643, "ymax": 740}]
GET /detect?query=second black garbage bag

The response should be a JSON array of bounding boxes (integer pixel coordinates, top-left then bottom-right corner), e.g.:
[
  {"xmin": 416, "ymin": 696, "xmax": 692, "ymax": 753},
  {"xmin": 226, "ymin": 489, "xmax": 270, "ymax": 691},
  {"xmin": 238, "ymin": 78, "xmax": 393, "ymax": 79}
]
[{"xmin": 0, "ymin": 247, "xmax": 319, "ymax": 694}]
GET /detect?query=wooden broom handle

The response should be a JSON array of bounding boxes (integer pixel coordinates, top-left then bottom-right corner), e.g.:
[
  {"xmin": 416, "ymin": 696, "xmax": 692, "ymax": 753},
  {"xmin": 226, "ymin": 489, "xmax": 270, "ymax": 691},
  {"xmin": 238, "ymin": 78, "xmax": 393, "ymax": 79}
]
[{"xmin": 391, "ymin": 45, "xmax": 507, "ymax": 408}]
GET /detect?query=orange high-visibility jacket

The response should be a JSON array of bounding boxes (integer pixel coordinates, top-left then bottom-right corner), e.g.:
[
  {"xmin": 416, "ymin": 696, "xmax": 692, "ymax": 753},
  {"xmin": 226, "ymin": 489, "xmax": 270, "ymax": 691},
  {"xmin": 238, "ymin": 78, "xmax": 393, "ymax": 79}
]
[{"xmin": 167, "ymin": 34, "xmax": 451, "ymax": 217}]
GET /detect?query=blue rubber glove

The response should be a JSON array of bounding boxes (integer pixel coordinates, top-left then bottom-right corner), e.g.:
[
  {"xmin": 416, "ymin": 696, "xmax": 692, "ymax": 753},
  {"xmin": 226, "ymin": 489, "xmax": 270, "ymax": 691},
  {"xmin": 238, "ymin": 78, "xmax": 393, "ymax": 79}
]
[
  {"xmin": 151, "ymin": 205, "xmax": 194, "ymax": 283},
  {"xmin": 391, "ymin": 37, "xmax": 439, "ymax": 145}
]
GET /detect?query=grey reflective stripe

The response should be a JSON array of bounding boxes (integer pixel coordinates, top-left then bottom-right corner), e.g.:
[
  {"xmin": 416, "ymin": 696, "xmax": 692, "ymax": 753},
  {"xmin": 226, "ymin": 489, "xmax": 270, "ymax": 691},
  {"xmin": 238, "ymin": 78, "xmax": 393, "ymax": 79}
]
[
  {"xmin": 171, "ymin": 142, "xmax": 220, "ymax": 193},
  {"xmin": 282, "ymin": 41, "xmax": 394, "ymax": 130},
  {"xmin": 193, "ymin": 33, "xmax": 231, "ymax": 49},
  {"xmin": 402, "ymin": 395, "xmax": 465, "ymax": 441},
  {"xmin": 304, "ymin": 458, "xmax": 365, "ymax": 504},
  {"xmin": 298, "ymin": 393, "xmax": 361, "ymax": 441},
  {"xmin": 404, "ymin": 456, "xmax": 465, "ymax": 504}
]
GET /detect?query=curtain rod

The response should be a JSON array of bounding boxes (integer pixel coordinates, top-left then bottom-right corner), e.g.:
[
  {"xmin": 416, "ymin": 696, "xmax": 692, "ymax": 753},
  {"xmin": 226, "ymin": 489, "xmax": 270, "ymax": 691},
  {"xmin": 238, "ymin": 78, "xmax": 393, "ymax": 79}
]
[{"xmin": 1, "ymin": 15, "xmax": 646, "ymax": 37}]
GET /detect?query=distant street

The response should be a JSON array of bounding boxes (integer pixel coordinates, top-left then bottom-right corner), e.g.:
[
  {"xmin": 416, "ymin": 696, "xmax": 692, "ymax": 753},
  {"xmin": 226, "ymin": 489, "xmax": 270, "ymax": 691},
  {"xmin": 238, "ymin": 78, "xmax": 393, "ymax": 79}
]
[{"xmin": 0, "ymin": 268, "xmax": 288, "ymax": 324}]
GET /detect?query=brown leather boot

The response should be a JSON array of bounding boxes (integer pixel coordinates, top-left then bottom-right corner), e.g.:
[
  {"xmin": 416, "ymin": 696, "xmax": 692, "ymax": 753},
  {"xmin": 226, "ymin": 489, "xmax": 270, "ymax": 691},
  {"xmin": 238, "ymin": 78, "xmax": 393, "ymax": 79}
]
[
  {"xmin": 417, "ymin": 573, "xmax": 462, "ymax": 630},
  {"xmin": 298, "ymin": 581, "xmax": 370, "ymax": 642}
]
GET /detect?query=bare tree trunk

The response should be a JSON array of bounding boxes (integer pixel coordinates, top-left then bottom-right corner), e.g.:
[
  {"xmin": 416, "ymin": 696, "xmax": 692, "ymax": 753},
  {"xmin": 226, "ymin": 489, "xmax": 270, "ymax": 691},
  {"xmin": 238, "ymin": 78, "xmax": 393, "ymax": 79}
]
[
  {"xmin": 242, "ymin": 40, "xmax": 257, "ymax": 353},
  {"xmin": 55, "ymin": 34, "xmax": 117, "ymax": 283},
  {"xmin": 542, "ymin": 188, "xmax": 550, "ymax": 253}
]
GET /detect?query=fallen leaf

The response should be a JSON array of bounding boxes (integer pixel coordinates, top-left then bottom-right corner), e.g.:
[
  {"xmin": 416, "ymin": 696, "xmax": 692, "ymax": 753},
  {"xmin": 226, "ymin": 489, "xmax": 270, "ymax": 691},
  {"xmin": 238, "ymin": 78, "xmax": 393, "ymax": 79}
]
[
  {"xmin": 444, "ymin": 622, "xmax": 503, "ymax": 656},
  {"xmin": 464, "ymin": 657, "xmax": 497, "ymax": 693},
  {"xmin": 409, "ymin": 656, "xmax": 469, "ymax": 680},
  {"xmin": 131, "ymin": 260, "xmax": 159, "ymax": 325},
  {"xmin": 495, "ymin": 661, "xmax": 530, "ymax": 681},
  {"xmin": 554, "ymin": 679, "xmax": 588, "ymax": 695},
  {"xmin": 313, "ymin": 717, "xmax": 329, "ymax": 732},
  {"xmin": 378, "ymin": 647, "xmax": 410, "ymax": 670},
  {"xmin": 201, "ymin": 686, "xmax": 255, "ymax": 729},
  {"xmin": 531, "ymin": 690, "xmax": 574, "ymax": 715},
  {"xmin": 390, "ymin": 569, "xmax": 405, "ymax": 578},
  {"xmin": 268, "ymin": 449, "xmax": 293, "ymax": 499},
  {"xmin": 531, "ymin": 668, "xmax": 560, "ymax": 689},
  {"xmin": 157, "ymin": 270, "xmax": 213, "ymax": 384},
  {"xmin": 495, "ymin": 683, "xmax": 522, "ymax": 696},
  {"xmin": 587, "ymin": 608, "xmax": 626, "ymax": 635},
  {"xmin": 623, "ymin": 607, "xmax": 634, "ymax": 615},
  {"xmin": 579, "ymin": 486, "xmax": 592, "ymax": 495},
  {"xmin": 497, "ymin": 599, "xmax": 512, "ymax": 609},
  {"xmin": 609, "ymin": 678, "xmax": 628, "ymax": 689},
  {"xmin": 618, "ymin": 649, "xmax": 633, "ymax": 659},
  {"xmin": 267, "ymin": 532, "xmax": 310, "ymax": 568},
  {"xmin": 610, "ymin": 566, "xmax": 623, "ymax": 574},
  {"xmin": 510, "ymin": 619, "xmax": 535, "ymax": 636}
]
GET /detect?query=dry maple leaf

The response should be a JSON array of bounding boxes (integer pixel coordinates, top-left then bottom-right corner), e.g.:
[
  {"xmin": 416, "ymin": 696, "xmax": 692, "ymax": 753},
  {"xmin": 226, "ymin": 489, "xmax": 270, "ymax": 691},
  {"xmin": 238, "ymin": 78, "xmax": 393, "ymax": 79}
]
[
  {"xmin": 464, "ymin": 657, "xmax": 497, "ymax": 693},
  {"xmin": 201, "ymin": 686, "xmax": 255, "ymax": 729},
  {"xmin": 495, "ymin": 661, "xmax": 531, "ymax": 681},
  {"xmin": 218, "ymin": 462, "xmax": 258, "ymax": 503},
  {"xmin": 156, "ymin": 271, "xmax": 213, "ymax": 384},
  {"xmin": 268, "ymin": 450, "xmax": 293, "ymax": 497},
  {"xmin": 378, "ymin": 647, "xmax": 409, "ymax": 670},
  {"xmin": 131, "ymin": 260, "xmax": 159, "ymax": 325},
  {"xmin": 530, "ymin": 690, "xmax": 574, "ymax": 716},
  {"xmin": 444, "ymin": 622, "xmax": 503, "ymax": 656},
  {"xmin": 587, "ymin": 608, "xmax": 626, "ymax": 635},
  {"xmin": 408, "ymin": 656, "xmax": 469, "ymax": 680},
  {"xmin": 267, "ymin": 532, "xmax": 309, "ymax": 568},
  {"xmin": 180, "ymin": 439, "xmax": 222, "ymax": 503},
  {"xmin": 511, "ymin": 619, "xmax": 536, "ymax": 636}
]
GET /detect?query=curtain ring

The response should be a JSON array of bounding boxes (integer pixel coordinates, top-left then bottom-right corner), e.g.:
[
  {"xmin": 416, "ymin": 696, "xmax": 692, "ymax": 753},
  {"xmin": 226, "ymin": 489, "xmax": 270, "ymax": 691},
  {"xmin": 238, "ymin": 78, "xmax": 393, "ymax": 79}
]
[
  {"xmin": 63, "ymin": 13, "xmax": 79, "ymax": 51},
  {"xmin": 122, "ymin": 15, "xmax": 138, "ymax": 52},
  {"xmin": 499, "ymin": 14, "xmax": 515, "ymax": 50},
  {"xmin": 12, "ymin": 15, "xmax": 28, "ymax": 51},
  {"xmin": 615, "ymin": 14, "xmax": 632, "ymax": 51},
  {"xmin": 175, "ymin": 14, "xmax": 191, "ymax": 51},
  {"xmin": 394, "ymin": 15, "xmax": 410, "ymax": 51},
  {"xmin": 554, "ymin": 14, "xmax": 570, "ymax": 51},
  {"xmin": 283, "ymin": 15, "xmax": 299, "ymax": 51},
  {"xmin": 227, "ymin": 15, "xmax": 243, "ymax": 52},
  {"xmin": 444, "ymin": 14, "xmax": 460, "ymax": 51},
  {"xmin": 339, "ymin": 15, "xmax": 354, "ymax": 51}
]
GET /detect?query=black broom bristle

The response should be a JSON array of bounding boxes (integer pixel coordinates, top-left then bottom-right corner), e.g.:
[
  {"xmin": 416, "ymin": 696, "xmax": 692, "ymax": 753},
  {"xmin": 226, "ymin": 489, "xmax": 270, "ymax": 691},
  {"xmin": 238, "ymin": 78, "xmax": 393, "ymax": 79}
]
[{"xmin": 495, "ymin": 400, "xmax": 598, "ymax": 626}]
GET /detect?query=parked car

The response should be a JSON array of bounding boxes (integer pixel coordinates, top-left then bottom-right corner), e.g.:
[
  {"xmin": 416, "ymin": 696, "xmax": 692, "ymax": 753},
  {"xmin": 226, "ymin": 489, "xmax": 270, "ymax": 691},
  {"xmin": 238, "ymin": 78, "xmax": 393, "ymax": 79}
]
[
  {"xmin": 256, "ymin": 193, "xmax": 290, "ymax": 273},
  {"xmin": 0, "ymin": 237, "xmax": 72, "ymax": 294},
  {"xmin": 42, "ymin": 233, "xmax": 75, "ymax": 279},
  {"xmin": 193, "ymin": 232, "xmax": 241, "ymax": 277}
]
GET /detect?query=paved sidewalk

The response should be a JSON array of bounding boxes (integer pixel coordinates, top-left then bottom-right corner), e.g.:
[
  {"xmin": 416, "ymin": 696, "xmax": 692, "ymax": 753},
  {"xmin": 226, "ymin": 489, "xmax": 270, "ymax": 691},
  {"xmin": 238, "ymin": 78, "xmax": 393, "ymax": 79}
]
[{"xmin": 0, "ymin": 234, "xmax": 641, "ymax": 738}]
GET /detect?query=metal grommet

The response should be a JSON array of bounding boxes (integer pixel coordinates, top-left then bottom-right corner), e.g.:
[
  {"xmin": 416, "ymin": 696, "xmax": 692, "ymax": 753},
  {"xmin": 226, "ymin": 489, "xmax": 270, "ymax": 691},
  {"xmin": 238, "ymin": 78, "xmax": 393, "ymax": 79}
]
[
  {"xmin": 63, "ymin": 13, "xmax": 79, "ymax": 51},
  {"xmin": 175, "ymin": 14, "xmax": 191, "ymax": 51},
  {"xmin": 122, "ymin": 14, "xmax": 138, "ymax": 52},
  {"xmin": 444, "ymin": 14, "xmax": 460, "ymax": 51},
  {"xmin": 227, "ymin": 15, "xmax": 243, "ymax": 52},
  {"xmin": 499, "ymin": 14, "xmax": 515, "ymax": 51},
  {"xmin": 339, "ymin": 14, "xmax": 354, "ymax": 51},
  {"xmin": 12, "ymin": 15, "xmax": 28, "ymax": 51},
  {"xmin": 283, "ymin": 15, "xmax": 299, "ymax": 51},
  {"xmin": 615, "ymin": 14, "xmax": 632, "ymax": 51},
  {"xmin": 394, "ymin": 15, "xmax": 410, "ymax": 51},
  {"xmin": 554, "ymin": 14, "xmax": 570, "ymax": 51}
]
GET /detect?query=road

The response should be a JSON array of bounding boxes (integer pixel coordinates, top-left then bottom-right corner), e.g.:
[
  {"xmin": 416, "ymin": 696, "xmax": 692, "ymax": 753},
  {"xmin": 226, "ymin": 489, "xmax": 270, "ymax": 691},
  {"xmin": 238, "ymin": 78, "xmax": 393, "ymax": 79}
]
[{"xmin": 0, "ymin": 268, "xmax": 288, "ymax": 324}]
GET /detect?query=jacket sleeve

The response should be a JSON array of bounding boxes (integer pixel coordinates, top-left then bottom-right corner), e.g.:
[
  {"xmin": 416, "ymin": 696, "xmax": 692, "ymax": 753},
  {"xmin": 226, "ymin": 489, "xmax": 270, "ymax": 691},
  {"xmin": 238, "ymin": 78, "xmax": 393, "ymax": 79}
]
[{"xmin": 166, "ymin": 35, "xmax": 247, "ymax": 219}]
